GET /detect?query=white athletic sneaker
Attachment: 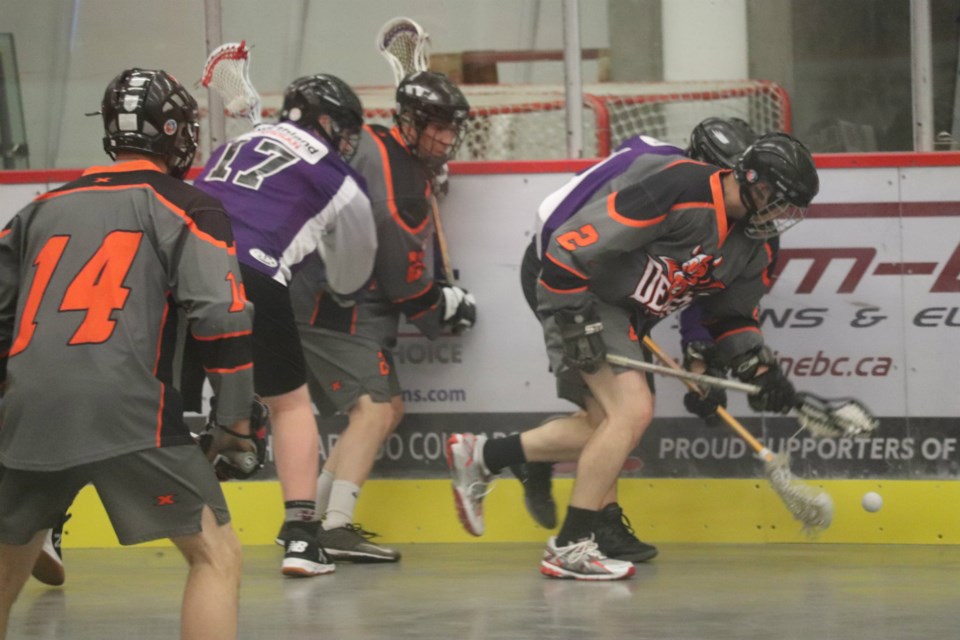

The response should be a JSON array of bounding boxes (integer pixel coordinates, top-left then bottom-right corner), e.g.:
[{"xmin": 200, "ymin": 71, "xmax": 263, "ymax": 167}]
[
  {"xmin": 540, "ymin": 536, "xmax": 636, "ymax": 581},
  {"xmin": 32, "ymin": 513, "xmax": 69, "ymax": 586},
  {"xmin": 445, "ymin": 433, "xmax": 493, "ymax": 536}
]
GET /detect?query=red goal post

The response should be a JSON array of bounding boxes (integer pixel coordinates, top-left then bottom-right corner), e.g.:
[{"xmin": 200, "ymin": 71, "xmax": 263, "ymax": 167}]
[{"xmin": 212, "ymin": 79, "xmax": 790, "ymax": 161}]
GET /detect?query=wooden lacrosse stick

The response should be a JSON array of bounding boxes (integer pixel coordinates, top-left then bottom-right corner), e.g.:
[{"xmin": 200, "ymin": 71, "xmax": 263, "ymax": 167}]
[
  {"xmin": 612, "ymin": 336, "xmax": 834, "ymax": 532},
  {"xmin": 377, "ymin": 17, "xmax": 457, "ymax": 283}
]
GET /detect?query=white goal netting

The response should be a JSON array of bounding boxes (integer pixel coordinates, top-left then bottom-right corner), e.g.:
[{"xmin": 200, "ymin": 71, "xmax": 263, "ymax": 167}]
[{"xmin": 200, "ymin": 80, "xmax": 790, "ymax": 162}]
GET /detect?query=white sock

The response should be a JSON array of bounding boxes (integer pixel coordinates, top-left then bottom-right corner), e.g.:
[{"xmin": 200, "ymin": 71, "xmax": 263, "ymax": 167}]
[
  {"xmin": 315, "ymin": 470, "xmax": 335, "ymax": 514},
  {"xmin": 323, "ymin": 480, "xmax": 361, "ymax": 530}
]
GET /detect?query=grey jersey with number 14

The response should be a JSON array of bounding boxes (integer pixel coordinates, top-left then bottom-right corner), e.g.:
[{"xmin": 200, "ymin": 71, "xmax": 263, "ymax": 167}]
[{"xmin": 0, "ymin": 161, "xmax": 254, "ymax": 471}]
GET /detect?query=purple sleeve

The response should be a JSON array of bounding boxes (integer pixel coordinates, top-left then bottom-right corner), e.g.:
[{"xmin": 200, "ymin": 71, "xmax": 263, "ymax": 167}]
[{"xmin": 679, "ymin": 303, "xmax": 714, "ymax": 348}]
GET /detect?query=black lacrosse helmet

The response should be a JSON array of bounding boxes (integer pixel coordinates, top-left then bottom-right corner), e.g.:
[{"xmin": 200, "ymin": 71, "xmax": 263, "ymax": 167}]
[
  {"xmin": 101, "ymin": 68, "xmax": 200, "ymax": 179},
  {"xmin": 733, "ymin": 132, "xmax": 819, "ymax": 238},
  {"xmin": 279, "ymin": 74, "xmax": 364, "ymax": 161},
  {"xmin": 687, "ymin": 117, "xmax": 759, "ymax": 169},
  {"xmin": 395, "ymin": 71, "xmax": 470, "ymax": 168}
]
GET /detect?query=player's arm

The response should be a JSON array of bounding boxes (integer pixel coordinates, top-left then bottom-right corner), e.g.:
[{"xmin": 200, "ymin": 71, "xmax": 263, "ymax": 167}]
[
  {"xmin": 701, "ymin": 249, "xmax": 795, "ymax": 414},
  {"xmin": 375, "ymin": 223, "xmax": 474, "ymax": 339},
  {"xmin": 315, "ymin": 176, "xmax": 378, "ymax": 296},
  {"xmin": 166, "ymin": 202, "xmax": 254, "ymax": 427}
]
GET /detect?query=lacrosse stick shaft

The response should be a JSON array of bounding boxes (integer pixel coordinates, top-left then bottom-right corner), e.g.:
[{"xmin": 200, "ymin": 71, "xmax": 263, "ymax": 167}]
[
  {"xmin": 638, "ymin": 337, "xmax": 771, "ymax": 459},
  {"xmin": 430, "ymin": 195, "xmax": 455, "ymax": 282},
  {"xmin": 606, "ymin": 353, "xmax": 759, "ymax": 394}
]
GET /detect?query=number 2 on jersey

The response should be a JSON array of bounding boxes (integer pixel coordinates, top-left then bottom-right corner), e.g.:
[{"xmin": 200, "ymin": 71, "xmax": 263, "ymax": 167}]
[
  {"xmin": 556, "ymin": 224, "xmax": 599, "ymax": 251},
  {"xmin": 9, "ymin": 231, "xmax": 143, "ymax": 355}
]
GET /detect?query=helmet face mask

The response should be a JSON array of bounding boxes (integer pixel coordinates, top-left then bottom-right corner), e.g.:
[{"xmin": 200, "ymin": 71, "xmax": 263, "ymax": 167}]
[
  {"xmin": 734, "ymin": 133, "xmax": 819, "ymax": 239},
  {"xmin": 280, "ymin": 74, "xmax": 364, "ymax": 162},
  {"xmin": 395, "ymin": 71, "xmax": 470, "ymax": 171},
  {"xmin": 101, "ymin": 69, "xmax": 199, "ymax": 179}
]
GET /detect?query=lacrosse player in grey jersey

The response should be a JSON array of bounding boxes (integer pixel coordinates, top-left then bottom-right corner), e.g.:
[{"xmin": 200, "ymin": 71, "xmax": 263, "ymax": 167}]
[
  {"xmin": 285, "ymin": 71, "xmax": 474, "ymax": 563},
  {"xmin": 0, "ymin": 69, "xmax": 255, "ymax": 639},
  {"xmin": 448, "ymin": 131, "xmax": 819, "ymax": 580}
]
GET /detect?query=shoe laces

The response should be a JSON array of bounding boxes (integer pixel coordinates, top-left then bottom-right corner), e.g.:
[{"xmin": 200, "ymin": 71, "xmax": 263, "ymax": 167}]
[
  {"xmin": 467, "ymin": 478, "xmax": 494, "ymax": 502},
  {"xmin": 342, "ymin": 523, "xmax": 378, "ymax": 539},
  {"xmin": 554, "ymin": 536, "xmax": 604, "ymax": 563}
]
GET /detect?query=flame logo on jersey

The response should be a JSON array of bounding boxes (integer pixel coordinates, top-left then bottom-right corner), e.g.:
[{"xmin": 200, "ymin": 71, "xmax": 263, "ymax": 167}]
[{"xmin": 629, "ymin": 245, "xmax": 725, "ymax": 317}]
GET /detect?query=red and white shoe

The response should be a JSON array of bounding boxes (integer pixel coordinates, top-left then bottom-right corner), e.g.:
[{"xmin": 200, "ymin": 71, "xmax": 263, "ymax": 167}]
[
  {"xmin": 445, "ymin": 433, "xmax": 493, "ymax": 536},
  {"xmin": 540, "ymin": 535, "xmax": 636, "ymax": 581}
]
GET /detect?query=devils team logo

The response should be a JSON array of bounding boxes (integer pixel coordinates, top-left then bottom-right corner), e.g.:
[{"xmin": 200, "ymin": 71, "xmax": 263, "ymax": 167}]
[{"xmin": 629, "ymin": 245, "xmax": 725, "ymax": 316}]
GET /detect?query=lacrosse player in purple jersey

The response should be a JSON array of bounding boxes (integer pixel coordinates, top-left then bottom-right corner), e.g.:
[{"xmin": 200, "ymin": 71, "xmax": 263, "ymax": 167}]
[
  {"xmin": 0, "ymin": 68, "xmax": 255, "ymax": 639},
  {"xmin": 282, "ymin": 71, "xmax": 474, "ymax": 563},
  {"xmin": 448, "ymin": 128, "xmax": 818, "ymax": 580},
  {"xmin": 195, "ymin": 74, "xmax": 377, "ymax": 578}
]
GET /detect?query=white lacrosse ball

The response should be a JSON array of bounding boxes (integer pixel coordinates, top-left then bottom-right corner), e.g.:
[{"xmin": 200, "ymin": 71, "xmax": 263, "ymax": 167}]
[{"xmin": 861, "ymin": 491, "xmax": 883, "ymax": 513}]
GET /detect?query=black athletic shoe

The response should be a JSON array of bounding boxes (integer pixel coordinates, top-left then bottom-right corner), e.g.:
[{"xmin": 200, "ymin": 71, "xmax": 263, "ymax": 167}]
[
  {"xmin": 508, "ymin": 462, "xmax": 557, "ymax": 529},
  {"xmin": 594, "ymin": 503, "xmax": 658, "ymax": 563},
  {"xmin": 275, "ymin": 520, "xmax": 294, "ymax": 546},
  {"xmin": 281, "ymin": 523, "xmax": 335, "ymax": 577},
  {"xmin": 317, "ymin": 524, "xmax": 401, "ymax": 563},
  {"xmin": 32, "ymin": 512, "xmax": 70, "ymax": 586}
]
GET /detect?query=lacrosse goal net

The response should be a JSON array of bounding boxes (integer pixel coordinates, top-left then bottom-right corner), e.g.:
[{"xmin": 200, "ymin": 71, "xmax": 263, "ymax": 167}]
[{"xmin": 202, "ymin": 79, "xmax": 790, "ymax": 161}]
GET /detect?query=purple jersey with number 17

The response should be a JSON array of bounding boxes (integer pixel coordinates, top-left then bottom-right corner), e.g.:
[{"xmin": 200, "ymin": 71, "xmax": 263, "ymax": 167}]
[{"xmin": 196, "ymin": 122, "xmax": 376, "ymax": 294}]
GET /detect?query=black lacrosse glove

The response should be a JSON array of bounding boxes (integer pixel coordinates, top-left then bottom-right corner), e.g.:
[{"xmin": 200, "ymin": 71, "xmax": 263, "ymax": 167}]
[
  {"xmin": 747, "ymin": 366, "xmax": 796, "ymax": 414},
  {"xmin": 730, "ymin": 345, "xmax": 796, "ymax": 414},
  {"xmin": 198, "ymin": 397, "xmax": 270, "ymax": 481},
  {"xmin": 556, "ymin": 303, "xmax": 606, "ymax": 373},
  {"xmin": 681, "ymin": 341, "xmax": 727, "ymax": 423},
  {"xmin": 440, "ymin": 285, "xmax": 477, "ymax": 334}
]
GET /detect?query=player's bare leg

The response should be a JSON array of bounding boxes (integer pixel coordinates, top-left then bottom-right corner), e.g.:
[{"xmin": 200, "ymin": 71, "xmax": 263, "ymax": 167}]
[
  {"xmin": 172, "ymin": 506, "xmax": 242, "ymax": 640},
  {"xmin": 316, "ymin": 395, "xmax": 402, "ymax": 562},
  {"xmin": 569, "ymin": 366, "xmax": 653, "ymax": 509},
  {"xmin": 0, "ymin": 530, "xmax": 46, "ymax": 640},
  {"xmin": 266, "ymin": 384, "xmax": 334, "ymax": 576},
  {"xmin": 266, "ymin": 384, "xmax": 318, "ymax": 503},
  {"xmin": 539, "ymin": 366, "xmax": 651, "ymax": 580}
]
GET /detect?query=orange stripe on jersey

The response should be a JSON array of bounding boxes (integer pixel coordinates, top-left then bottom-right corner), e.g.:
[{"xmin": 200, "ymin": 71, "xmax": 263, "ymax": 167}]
[
  {"xmin": 538, "ymin": 279, "xmax": 588, "ymax": 294},
  {"xmin": 392, "ymin": 281, "xmax": 433, "ymax": 304},
  {"xmin": 715, "ymin": 326, "xmax": 761, "ymax": 341},
  {"xmin": 192, "ymin": 329, "xmax": 253, "ymax": 341},
  {"xmin": 35, "ymin": 183, "xmax": 235, "ymax": 255},
  {"xmin": 367, "ymin": 126, "xmax": 429, "ymax": 236},
  {"xmin": 710, "ymin": 171, "xmax": 731, "ymax": 247},
  {"xmin": 81, "ymin": 160, "xmax": 162, "ymax": 176},
  {"xmin": 0, "ymin": 229, "xmax": 11, "ymax": 239},
  {"xmin": 204, "ymin": 362, "xmax": 253, "ymax": 375},
  {"xmin": 761, "ymin": 243, "xmax": 774, "ymax": 289},
  {"xmin": 545, "ymin": 251, "xmax": 588, "ymax": 280},
  {"xmin": 606, "ymin": 192, "xmax": 668, "ymax": 228},
  {"xmin": 663, "ymin": 158, "xmax": 704, "ymax": 170},
  {"xmin": 155, "ymin": 383, "xmax": 165, "ymax": 447}
]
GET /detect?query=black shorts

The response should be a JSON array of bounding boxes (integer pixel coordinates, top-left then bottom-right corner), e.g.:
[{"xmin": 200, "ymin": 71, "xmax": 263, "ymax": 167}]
[
  {"xmin": 0, "ymin": 445, "xmax": 230, "ymax": 546},
  {"xmin": 241, "ymin": 265, "xmax": 308, "ymax": 397}
]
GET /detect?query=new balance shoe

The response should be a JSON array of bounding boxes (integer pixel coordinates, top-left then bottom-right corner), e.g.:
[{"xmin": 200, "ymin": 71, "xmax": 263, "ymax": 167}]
[
  {"xmin": 508, "ymin": 462, "xmax": 557, "ymax": 529},
  {"xmin": 275, "ymin": 520, "xmax": 296, "ymax": 546},
  {"xmin": 594, "ymin": 502, "xmax": 658, "ymax": 563},
  {"xmin": 281, "ymin": 526, "xmax": 335, "ymax": 577},
  {"xmin": 317, "ymin": 524, "xmax": 401, "ymax": 563},
  {"xmin": 32, "ymin": 513, "xmax": 70, "ymax": 586},
  {"xmin": 445, "ymin": 433, "xmax": 493, "ymax": 536},
  {"xmin": 540, "ymin": 535, "xmax": 635, "ymax": 581}
]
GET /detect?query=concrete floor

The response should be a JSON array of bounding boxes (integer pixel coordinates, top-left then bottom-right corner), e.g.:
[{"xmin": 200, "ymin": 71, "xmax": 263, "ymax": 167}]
[{"xmin": 8, "ymin": 543, "xmax": 959, "ymax": 639}]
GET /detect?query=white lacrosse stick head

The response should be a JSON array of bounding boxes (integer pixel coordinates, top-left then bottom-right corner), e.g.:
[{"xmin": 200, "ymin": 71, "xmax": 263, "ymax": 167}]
[
  {"xmin": 201, "ymin": 40, "xmax": 262, "ymax": 124},
  {"xmin": 377, "ymin": 17, "xmax": 431, "ymax": 85}
]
